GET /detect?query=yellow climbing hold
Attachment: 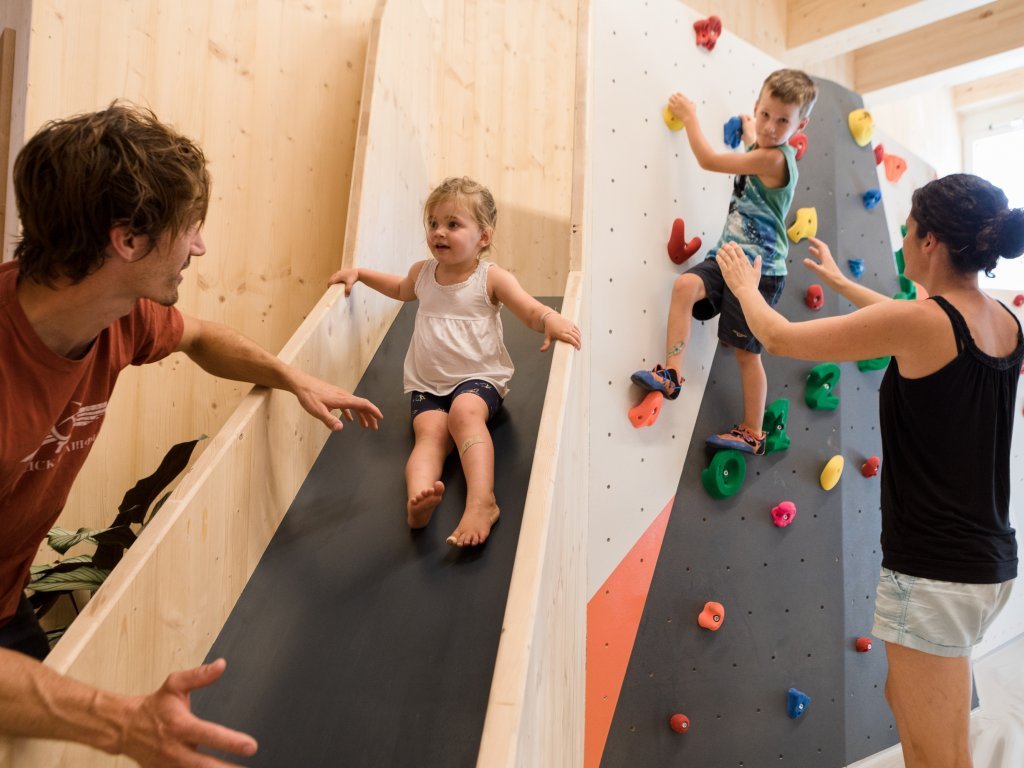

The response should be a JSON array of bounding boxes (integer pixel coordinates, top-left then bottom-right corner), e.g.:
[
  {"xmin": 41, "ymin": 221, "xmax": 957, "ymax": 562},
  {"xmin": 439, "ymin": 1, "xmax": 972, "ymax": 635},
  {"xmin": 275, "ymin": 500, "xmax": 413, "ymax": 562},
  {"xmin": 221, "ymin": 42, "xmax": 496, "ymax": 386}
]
[
  {"xmin": 663, "ymin": 105, "xmax": 685, "ymax": 132},
  {"xmin": 848, "ymin": 109, "xmax": 875, "ymax": 147},
  {"xmin": 820, "ymin": 455, "xmax": 844, "ymax": 491},
  {"xmin": 787, "ymin": 207, "xmax": 818, "ymax": 243}
]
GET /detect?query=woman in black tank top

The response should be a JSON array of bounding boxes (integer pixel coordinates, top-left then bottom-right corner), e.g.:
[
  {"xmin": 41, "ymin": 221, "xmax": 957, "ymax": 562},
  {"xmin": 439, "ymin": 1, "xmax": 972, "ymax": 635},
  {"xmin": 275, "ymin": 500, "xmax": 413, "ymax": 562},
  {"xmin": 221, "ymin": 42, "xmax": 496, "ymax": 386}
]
[{"xmin": 717, "ymin": 174, "xmax": 1024, "ymax": 768}]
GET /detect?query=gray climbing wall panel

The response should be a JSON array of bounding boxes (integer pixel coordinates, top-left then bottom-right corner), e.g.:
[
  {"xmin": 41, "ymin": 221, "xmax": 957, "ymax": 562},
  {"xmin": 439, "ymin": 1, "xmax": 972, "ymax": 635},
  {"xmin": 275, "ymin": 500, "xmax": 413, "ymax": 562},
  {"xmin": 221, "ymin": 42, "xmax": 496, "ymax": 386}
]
[{"xmin": 600, "ymin": 79, "xmax": 906, "ymax": 767}]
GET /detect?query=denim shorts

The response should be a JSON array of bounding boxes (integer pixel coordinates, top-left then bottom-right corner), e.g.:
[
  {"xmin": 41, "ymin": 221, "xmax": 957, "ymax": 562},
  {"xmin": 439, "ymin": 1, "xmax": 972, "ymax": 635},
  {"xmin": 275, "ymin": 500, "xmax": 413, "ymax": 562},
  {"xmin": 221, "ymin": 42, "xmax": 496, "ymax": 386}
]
[
  {"xmin": 410, "ymin": 379, "xmax": 504, "ymax": 421},
  {"xmin": 872, "ymin": 567, "xmax": 1014, "ymax": 657},
  {"xmin": 688, "ymin": 257, "xmax": 785, "ymax": 354}
]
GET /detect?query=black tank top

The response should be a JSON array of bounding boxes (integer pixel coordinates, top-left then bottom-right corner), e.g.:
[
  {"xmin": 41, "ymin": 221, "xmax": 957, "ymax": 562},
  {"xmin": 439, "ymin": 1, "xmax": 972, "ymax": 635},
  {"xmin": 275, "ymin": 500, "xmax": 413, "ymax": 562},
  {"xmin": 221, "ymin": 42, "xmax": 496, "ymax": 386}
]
[{"xmin": 878, "ymin": 295, "xmax": 1024, "ymax": 583}]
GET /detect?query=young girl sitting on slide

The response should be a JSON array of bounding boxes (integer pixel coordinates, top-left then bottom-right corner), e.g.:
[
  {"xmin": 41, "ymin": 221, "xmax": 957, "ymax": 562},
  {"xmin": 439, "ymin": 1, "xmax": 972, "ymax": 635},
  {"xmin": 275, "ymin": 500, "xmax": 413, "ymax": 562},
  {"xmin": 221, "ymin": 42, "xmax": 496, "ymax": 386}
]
[{"xmin": 329, "ymin": 176, "xmax": 581, "ymax": 547}]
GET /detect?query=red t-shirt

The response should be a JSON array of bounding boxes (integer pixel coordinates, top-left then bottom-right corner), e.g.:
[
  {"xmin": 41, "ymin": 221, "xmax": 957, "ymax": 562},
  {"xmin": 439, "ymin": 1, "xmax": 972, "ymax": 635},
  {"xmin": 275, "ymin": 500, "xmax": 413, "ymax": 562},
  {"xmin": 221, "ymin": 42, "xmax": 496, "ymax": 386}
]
[{"xmin": 0, "ymin": 261, "xmax": 184, "ymax": 622}]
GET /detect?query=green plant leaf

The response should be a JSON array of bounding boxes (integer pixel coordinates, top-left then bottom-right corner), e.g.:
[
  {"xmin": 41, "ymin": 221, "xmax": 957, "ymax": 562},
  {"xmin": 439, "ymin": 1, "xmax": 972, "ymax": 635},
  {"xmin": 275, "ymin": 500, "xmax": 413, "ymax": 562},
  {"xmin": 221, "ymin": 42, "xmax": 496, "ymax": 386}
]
[
  {"xmin": 29, "ymin": 566, "xmax": 110, "ymax": 593},
  {"xmin": 91, "ymin": 525, "xmax": 137, "ymax": 570},
  {"xmin": 114, "ymin": 437, "xmax": 205, "ymax": 526},
  {"xmin": 47, "ymin": 527, "xmax": 99, "ymax": 555},
  {"xmin": 30, "ymin": 554, "xmax": 96, "ymax": 578}
]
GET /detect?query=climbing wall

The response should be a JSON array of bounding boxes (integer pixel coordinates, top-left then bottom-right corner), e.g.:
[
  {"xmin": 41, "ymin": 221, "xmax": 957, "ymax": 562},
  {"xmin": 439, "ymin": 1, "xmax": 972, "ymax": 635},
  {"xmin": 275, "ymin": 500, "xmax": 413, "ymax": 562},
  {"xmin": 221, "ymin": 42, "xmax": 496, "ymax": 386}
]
[{"xmin": 585, "ymin": 1, "xmax": 950, "ymax": 765}]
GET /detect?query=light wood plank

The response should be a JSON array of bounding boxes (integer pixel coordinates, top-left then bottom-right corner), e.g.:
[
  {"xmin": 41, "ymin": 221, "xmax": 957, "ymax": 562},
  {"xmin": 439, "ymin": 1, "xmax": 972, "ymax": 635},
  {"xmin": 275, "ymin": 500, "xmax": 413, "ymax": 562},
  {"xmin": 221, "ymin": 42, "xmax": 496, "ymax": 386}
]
[
  {"xmin": 953, "ymin": 66, "xmax": 1024, "ymax": 110},
  {"xmin": 787, "ymin": 0, "xmax": 989, "ymax": 58},
  {"xmin": 854, "ymin": 0, "xmax": 1024, "ymax": 97}
]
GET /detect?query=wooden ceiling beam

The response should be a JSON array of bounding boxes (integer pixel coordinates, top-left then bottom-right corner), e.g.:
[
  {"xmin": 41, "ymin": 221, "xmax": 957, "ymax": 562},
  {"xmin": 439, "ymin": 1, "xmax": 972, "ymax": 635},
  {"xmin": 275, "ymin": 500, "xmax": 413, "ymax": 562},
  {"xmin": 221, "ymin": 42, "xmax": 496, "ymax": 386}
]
[
  {"xmin": 853, "ymin": 0, "xmax": 1024, "ymax": 99},
  {"xmin": 786, "ymin": 0, "xmax": 990, "ymax": 61},
  {"xmin": 953, "ymin": 67, "xmax": 1024, "ymax": 111}
]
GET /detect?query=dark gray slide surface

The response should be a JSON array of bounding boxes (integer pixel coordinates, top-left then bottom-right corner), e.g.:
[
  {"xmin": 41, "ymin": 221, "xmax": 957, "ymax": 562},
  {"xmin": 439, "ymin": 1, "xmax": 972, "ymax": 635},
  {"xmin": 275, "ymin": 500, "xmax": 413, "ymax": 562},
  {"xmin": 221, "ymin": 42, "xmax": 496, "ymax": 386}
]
[
  {"xmin": 194, "ymin": 299, "xmax": 559, "ymax": 767},
  {"xmin": 601, "ymin": 80, "xmax": 905, "ymax": 767}
]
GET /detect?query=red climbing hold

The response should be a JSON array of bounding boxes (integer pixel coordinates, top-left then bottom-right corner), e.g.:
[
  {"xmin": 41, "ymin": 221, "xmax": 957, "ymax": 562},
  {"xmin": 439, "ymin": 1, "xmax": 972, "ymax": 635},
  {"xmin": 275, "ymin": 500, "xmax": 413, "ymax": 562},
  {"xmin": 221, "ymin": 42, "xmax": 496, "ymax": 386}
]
[
  {"xmin": 698, "ymin": 601, "xmax": 725, "ymax": 631},
  {"xmin": 884, "ymin": 154, "xmax": 907, "ymax": 183},
  {"xmin": 667, "ymin": 218, "xmax": 702, "ymax": 264},
  {"xmin": 693, "ymin": 15, "xmax": 722, "ymax": 51},
  {"xmin": 856, "ymin": 637, "xmax": 873, "ymax": 653},
  {"xmin": 861, "ymin": 456, "xmax": 880, "ymax": 478},
  {"xmin": 788, "ymin": 132, "xmax": 808, "ymax": 161},
  {"xmin": 805, "ymin": 284, "xmax": 824, "ymax": 311},
  {"xmin": 629, "ymin": 390, "xmax": 664, "ymax": 429},
  {"xmin": 874, "ymin": 144, "xmax": 885, "ymax": 166},
  {"xmin": 669, "ymin": 713, "xmax": 691, "ymax": 733},
  {"xmin": 1013, "ymin": 294, "xmax": 1024, "ymax": 307},
  {"xmin": 771, "ymin": 501, "xmax": 797, "ymax": 528}
]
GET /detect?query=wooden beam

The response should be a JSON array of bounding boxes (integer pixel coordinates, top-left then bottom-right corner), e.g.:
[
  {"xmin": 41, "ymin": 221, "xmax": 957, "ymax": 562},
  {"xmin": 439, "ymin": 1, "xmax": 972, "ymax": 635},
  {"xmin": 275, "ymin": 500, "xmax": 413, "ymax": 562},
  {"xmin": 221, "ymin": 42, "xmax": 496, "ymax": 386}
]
[
  {"xmin": 953, "ymin": 67, "xmax": 1024, "ymax": 111},
  {"xmin": 786, "ymin": 0, "xmax": 989, "ymax": 60},
  {"xmin": 854, "ymin": 0, "xmax": 1024, "ymax": 97}
]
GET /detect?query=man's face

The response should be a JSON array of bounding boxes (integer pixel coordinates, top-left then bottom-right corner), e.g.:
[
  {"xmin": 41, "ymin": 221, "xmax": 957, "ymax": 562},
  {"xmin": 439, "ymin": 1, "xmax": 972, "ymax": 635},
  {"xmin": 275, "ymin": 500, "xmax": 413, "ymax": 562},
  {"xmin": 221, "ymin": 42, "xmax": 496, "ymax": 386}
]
[{"xmin": 140, "ymin": 222, "xmax": 206, "ymax": 306}]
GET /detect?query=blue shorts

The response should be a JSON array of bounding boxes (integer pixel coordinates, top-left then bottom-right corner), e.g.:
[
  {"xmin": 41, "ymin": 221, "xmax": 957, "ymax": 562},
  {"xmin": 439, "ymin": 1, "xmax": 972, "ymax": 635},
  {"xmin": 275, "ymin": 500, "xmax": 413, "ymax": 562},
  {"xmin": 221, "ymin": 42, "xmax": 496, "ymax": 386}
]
[
  {"xmin": 687, "ymin": 257, "xmax": 785, "ymax": 354},
  {"xmin": 872, "ymin": 567, "xmax": 1014, "ymax": 658},
  {"xmin": 410, "ymin": 379, "xmax": 504, "ymax": 421}
]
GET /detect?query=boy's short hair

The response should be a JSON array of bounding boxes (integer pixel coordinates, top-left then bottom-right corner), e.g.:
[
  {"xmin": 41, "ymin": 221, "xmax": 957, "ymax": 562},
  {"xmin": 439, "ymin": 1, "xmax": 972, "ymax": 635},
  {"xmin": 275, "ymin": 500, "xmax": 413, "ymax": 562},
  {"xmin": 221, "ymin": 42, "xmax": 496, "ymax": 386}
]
[
  {"xmin": 760, "ymin": 69, "xmax": 817, "ymax": 119},
  {"xmin": 13, "ymin": 100, "xmax": 211, "ymax": 287}
]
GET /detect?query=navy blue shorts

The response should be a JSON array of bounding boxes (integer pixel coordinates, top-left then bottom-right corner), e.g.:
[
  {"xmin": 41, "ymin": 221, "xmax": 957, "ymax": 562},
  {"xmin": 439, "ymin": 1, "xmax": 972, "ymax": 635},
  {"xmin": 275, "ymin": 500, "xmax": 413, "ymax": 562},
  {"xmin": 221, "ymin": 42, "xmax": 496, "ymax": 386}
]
[
  {"xmin": 410, "ymin": 379, "xmax": 504, "ymax": 421},
  {"xmin": 0, "ymin": 594, "xmax": 50, "ymax": 660},
  {"xmin": 688, "ymin": 257, "xmax": 785, "ymax": 354}
]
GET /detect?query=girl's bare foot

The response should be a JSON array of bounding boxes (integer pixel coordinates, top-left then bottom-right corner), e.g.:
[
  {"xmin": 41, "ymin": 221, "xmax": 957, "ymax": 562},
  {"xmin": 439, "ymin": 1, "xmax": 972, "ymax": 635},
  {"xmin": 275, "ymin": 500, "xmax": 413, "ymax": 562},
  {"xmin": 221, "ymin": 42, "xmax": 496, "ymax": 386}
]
[
  {"xmin": 407, "ymin": 481, "xmax": 445, "ymax": 528},
  {"xmin": 446, "ymin": 499, "xmax": 500, "ymax": 547}
]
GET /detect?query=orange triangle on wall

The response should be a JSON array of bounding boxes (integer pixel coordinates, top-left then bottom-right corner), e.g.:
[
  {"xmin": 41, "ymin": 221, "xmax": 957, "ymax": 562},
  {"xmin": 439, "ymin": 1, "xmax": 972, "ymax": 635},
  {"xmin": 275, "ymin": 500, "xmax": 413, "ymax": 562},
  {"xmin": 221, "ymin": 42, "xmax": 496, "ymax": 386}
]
[{"xmin": 585, "ymin": 498, "xmax": 674, "ymax": 768}]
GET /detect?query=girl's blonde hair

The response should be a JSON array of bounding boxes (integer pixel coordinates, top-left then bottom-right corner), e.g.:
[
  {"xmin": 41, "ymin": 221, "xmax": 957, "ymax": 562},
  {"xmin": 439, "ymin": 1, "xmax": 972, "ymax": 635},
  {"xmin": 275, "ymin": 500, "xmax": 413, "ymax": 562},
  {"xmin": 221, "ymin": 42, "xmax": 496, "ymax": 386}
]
[{"xmin": 423, "ymin": 176, "xmax": 498, "ymax": 258}]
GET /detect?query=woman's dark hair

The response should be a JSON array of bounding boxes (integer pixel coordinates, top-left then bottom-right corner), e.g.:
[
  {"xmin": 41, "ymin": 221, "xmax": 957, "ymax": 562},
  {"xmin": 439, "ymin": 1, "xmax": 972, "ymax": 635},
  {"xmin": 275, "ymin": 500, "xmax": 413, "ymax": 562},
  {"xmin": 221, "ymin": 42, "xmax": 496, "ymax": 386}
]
[
  {"xmin": 910, "ymin": 173, "xmax": 1024, "ymax": 277},
  {"xmin": 13, "ymin": 100, "xmax": 210, "ymax": 286}
]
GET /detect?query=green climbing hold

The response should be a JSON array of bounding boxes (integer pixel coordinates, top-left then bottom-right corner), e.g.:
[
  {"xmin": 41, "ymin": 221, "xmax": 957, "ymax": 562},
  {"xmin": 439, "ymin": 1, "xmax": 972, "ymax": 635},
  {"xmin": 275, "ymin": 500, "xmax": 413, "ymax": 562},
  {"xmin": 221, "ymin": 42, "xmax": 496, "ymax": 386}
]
[
  {"xmin": 762, "ymin": 398, "xmax": 791, "ymax": 454},
  {"xmin": 701, "ymin": 450, "xmax": 746, "ymax": 499},
  {"xmin": 894, "ymin": 247, "xmax": 905, "ymax": 275},
  {"xmin": 857, "ymin": 356, "xmax": 891, "ymax": 372},
  {"xmin": 805, "ymin": 362, "xmax": 840, "ymax": 410},
  {"xmin": 900, "ymin": 223, "xmax": 907, "ymax": 237},
  {"xmin": 899, "ymin": 275, "xmax": 917, "ymax": 299}
]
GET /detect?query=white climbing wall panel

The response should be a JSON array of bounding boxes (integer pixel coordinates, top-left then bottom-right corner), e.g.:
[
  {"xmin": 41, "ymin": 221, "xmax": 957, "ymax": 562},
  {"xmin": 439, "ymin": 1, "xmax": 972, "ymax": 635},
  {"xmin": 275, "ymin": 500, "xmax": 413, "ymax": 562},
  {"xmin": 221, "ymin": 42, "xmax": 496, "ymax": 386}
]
[{"xmin": 588, "ymin": 0, "xmax": 785, "ymax": 597}]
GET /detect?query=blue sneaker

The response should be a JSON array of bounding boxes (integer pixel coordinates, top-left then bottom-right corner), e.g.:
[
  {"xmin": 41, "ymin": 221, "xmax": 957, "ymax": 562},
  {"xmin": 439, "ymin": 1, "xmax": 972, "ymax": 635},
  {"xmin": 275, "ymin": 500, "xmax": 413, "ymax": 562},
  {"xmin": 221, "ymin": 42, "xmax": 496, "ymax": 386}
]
[
  {"xmin": 630, "ymin": 364, "xmax": 682, "ymax": 400},
  {"xmin": 706, "ymin": 425, "xmax": 766, "ymax": 455}
]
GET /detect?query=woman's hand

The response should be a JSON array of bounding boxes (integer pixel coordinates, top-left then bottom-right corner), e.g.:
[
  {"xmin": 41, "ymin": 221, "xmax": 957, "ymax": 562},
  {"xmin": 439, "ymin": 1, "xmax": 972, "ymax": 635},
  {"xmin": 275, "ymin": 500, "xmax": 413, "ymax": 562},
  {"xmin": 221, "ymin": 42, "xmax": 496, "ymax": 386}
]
[
  {"xmin": 717, "ymin": 242, "xmax": 761, "ymax": 296},
  {"xmin": 802, "ymin": 237, "xmax": 845, "ymax": 290}
]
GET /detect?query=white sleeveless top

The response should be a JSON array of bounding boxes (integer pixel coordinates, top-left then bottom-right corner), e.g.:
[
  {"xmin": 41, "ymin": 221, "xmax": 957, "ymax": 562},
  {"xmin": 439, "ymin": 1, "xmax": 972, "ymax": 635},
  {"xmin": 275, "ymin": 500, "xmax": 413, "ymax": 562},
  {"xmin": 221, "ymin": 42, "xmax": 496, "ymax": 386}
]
[{"xmin": 403, "ymin": 259, "xmax": 515, "ymax": 397}]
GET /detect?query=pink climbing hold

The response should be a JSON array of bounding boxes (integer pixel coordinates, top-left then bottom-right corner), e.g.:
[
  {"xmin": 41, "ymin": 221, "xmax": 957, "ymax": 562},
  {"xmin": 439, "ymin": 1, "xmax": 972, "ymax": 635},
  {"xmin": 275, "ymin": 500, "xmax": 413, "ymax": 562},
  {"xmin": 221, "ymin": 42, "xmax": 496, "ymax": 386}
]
[
  {"xmin": 629, "ymin": 390, "xmax": 664, "ymax": 429},
  {"xmin": 693, "ymin": 15, "xmax": 722, "ymax": 51},
  {"xmin": 667, "ymin": 218, "xmax": 702, "ymax": 264},
  {"xmin": 874, "ymin": 144, "xmax": 885, "ymax": 166},
  {"xmin": 861, "ymin": 456, "xmax": 880, "ymax": 478},
  {"xmin": 805, "ymin": 284, "xmax": 824, "ymax": 311},
  {"xmin": 788, "ymin": 132, "xmax": 808, "ymax": 161},
  {"xmin": 771, "ymin": 501, "xmax": 797, "ymax": 528},
  {"xmin": 856, "ymin": 637, "xmax": 873, "ymax": 653},
  {"xmin": 1013, "ymin": 294, "xmax": 1024, "ymax": 307},
  {"xmin": 669, "ymin": 713, "xmax": 691, "ymax": 733}
]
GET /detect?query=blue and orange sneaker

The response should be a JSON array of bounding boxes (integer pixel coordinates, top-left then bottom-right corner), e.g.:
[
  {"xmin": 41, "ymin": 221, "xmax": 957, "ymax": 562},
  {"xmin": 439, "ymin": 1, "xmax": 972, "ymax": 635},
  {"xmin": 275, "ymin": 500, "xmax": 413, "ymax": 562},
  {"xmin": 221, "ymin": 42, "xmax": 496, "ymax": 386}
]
[
  {"xmin": 706, "ymin": 425, "xmax": 766, "ymax": 455},
  {"xmin": 631, "ymin": 364, "xmax": 682, "ymax": 400}
]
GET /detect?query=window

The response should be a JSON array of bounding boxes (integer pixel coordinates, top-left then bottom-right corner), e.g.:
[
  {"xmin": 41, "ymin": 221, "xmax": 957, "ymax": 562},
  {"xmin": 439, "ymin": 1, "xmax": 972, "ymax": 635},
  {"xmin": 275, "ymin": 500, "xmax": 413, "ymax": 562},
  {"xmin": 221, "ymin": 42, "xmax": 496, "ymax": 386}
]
[{"xmin": 964, "ymin": 103, "xmax": 1024, "ymax": 291}]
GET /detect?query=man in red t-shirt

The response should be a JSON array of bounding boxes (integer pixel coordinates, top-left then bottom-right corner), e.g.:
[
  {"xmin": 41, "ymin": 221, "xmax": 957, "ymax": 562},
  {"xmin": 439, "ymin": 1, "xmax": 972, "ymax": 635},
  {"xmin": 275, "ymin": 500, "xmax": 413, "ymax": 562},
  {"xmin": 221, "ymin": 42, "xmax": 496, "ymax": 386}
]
[{"xmin": 0, "ymin": 103, "xmax": 382, "ymax": 766}]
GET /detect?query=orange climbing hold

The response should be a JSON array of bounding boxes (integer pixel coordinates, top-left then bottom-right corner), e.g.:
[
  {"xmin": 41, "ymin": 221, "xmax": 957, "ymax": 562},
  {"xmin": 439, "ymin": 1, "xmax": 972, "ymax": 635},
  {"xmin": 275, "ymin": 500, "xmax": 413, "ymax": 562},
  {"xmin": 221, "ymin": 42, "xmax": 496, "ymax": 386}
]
[
  {"xmin": 667, "ymin": 218, "xmax": 702, "ymax": 264},
  {"xmin": 884, "ymin": 153, "xmax": 907, "ymax": 183},
  {"xmin": 628, "ymin": 390, "xmax": 664, "ymax": 429},
  {"xmin": 698, "ymin": 601, "xmax": 725, "ymax": 631}
]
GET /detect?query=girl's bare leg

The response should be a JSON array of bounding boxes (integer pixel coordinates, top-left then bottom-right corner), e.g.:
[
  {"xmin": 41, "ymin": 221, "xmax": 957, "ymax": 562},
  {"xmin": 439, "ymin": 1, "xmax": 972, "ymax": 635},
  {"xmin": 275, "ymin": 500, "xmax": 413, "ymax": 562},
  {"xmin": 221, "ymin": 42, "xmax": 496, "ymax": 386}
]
[
  {"xmin": 665, "ymin": 273, "xmax": 706, "ymax": 373},
  {"xmin": 445, "ymin": 394, "xmax": 499, "ymax": 547},
  {"xmin": 405, "ymin": 410, "xmax": 453, "ymax": 529},
  {"xmin": 734, "ymin": 348, "xmax": 768, "ymax": 435}
]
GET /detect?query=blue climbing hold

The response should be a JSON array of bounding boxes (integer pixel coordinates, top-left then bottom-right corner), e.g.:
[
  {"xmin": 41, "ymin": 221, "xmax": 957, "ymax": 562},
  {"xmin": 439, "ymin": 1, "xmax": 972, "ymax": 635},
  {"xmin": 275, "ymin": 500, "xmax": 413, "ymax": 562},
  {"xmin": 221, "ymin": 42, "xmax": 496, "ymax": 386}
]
[
  {"xmin": 723, "ymin": 116, "xmax": 743, "ymax": 149},
  {"xmin": 863, "ymin": 188, "xmax": 881, "ymax": 209},
  {"xmin": 787, "ymin": 688, "xmax": 811, "ymax": 719},
  {"xmin": 847, "ymin": 258, "xmax": 864, "ymax": 278}
]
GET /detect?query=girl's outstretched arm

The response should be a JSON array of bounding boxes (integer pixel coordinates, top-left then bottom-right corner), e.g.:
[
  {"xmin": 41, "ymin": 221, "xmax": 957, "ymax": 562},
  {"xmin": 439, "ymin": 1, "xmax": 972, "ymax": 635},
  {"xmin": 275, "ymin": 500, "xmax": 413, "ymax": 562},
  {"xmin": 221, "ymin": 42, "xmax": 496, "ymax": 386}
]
[
  {"xmin": 328, "ymin": 261, "xmax": 424, "ymax": 302},
  {"xmin": 488, "ymin": 266, "xmax": 582, "ymax": 352}
]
